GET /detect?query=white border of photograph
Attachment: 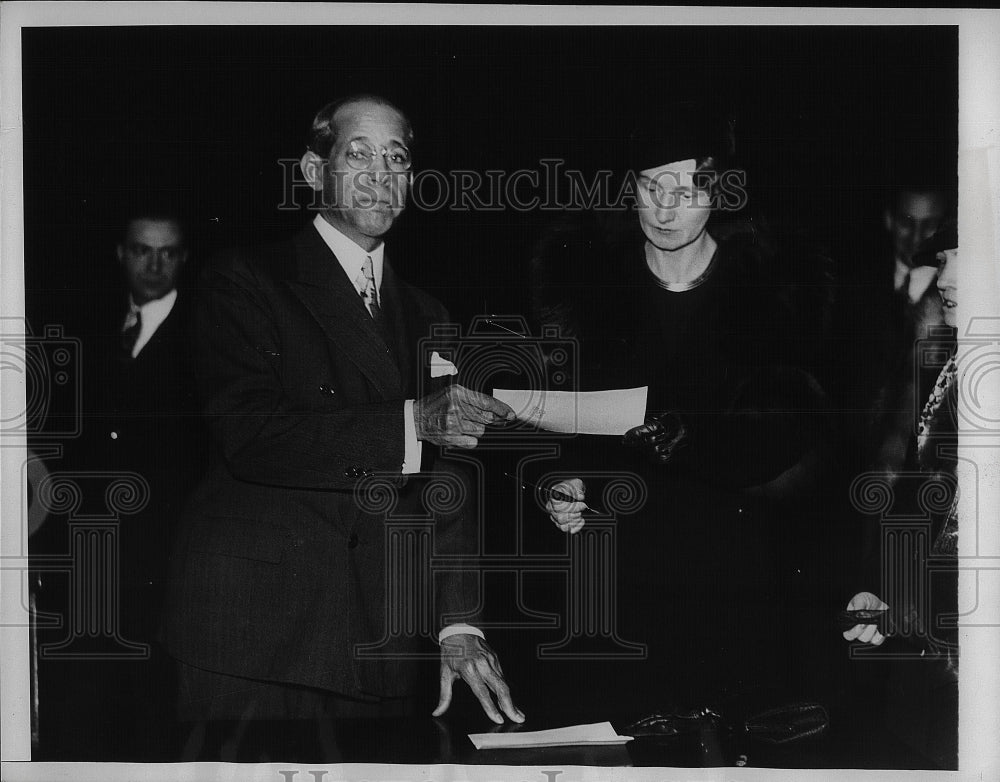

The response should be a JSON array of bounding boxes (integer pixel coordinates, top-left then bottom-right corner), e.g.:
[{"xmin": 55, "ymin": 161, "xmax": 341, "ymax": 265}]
[{"xmin": 2, "ymin": 3, "xmax": 998, "ymax": 781}]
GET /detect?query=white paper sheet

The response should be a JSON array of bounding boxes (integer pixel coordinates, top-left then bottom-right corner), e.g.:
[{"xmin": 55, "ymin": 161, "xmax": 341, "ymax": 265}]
[
  {"xmin": 492, "ymin": 387, "xmax": 648, "ymax": 435},
  {"xmin": 468, "ymin": 721, "xmax": 633, "ymax": 750}
]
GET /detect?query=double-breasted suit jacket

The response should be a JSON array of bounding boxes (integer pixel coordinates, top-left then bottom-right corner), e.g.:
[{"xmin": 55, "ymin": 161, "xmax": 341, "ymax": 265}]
[{"xmin": 161, "ymin": 224, "xmax": 480, "ymax": 700}]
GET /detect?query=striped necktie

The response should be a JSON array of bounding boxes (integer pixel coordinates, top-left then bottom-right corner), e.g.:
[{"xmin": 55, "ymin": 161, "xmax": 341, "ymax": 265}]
[{"xmin": 360, "ymin": 255, "xmax": 382, "ymax": 322}]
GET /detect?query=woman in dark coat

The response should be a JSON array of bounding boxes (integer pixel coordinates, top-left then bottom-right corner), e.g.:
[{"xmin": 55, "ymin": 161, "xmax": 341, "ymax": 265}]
[{"xmin": 532, "ymin": 108, "xmax": 841, "ymax": 715}]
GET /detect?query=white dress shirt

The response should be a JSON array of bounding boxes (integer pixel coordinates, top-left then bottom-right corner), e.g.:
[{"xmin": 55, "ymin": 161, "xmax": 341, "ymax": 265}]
[
  {"xmin": 314, "ymin": 214, "xmax": 385, "ymax": 311},
  {"xmin": 894, "ymin": 259, "xmax": 938, "ymax": 305},
  {"xmin": 313, "ymin": 215, "xmax": 422, "ymax": 475},
  {"xmin": 123, "ymin": 288, "xmax": 177, "ymax": 358}
]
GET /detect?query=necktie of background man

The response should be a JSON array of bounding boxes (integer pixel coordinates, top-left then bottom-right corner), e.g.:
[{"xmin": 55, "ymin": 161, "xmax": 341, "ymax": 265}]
[{"xmin": 121, "ymin": 310, "xmax": 142, "ymax": 358}]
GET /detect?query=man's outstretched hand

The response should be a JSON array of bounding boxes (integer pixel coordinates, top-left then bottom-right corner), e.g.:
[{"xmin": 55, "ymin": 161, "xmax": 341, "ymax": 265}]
[
  {"xmin": 433, "ymin": 633, "xmax": 525, "ymax": 724},
  {"xmin": 415, "ymin": 385, "xmax": 515, "ymax": 449}
]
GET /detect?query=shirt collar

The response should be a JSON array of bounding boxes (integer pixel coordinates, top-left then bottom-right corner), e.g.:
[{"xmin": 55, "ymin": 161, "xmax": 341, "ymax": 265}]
[
  {"xmin": 127, "ymin": 287, "xmax": 177, "ymax": 318},
  {"xmin": 313, "ymin": 214, "xmax": 384, "ymax": 293},
  {"xmin": 894, "ymin": 258, "xmax": 938, "ymax": 303},
  {"xmin": 893, "ymin": 259, "xmax": 909, "ymax": 292},
  {"xmin": 124, "ymin": 288, "xmax": 177, "ymax": 357}
]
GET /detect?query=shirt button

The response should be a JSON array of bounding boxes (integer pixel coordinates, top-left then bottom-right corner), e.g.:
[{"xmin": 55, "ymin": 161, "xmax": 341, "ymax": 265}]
[
  {"xmin": 110, "ymin": 431, "xmax": 118, "ymax": 440},
  {"xmin": 348, "ymin": 533, "xmax": 359, "ymax": 549}
]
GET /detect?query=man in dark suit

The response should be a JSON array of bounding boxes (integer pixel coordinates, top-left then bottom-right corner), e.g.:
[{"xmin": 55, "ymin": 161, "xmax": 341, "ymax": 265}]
[
  {"xmin": 870, "ymin": 184, "xmax": 952, "ymax": 478},
  {"xmin": 161, "ymin": 95, "xmax": 522, "ymax": 758},
  {"xmin": 104, "ymin": 211, "xmax": 209, "ymax": 756},
  {"xmin": 34, "ymin": 209, "xmax": 207, "ymax": 760},
  {"xmin": 883, "ymin": 184, "xmax": 949, "ymax": 341},
  {"xmin": 105, "ymin": 210, "xmax": 208, "ymax": 641}
]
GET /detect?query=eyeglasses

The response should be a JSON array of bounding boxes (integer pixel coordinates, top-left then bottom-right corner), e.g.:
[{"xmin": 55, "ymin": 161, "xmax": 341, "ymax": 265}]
[
  {"xmin": 123, "ymin": 243, "xmax": 185, "ymax": 264},
  {"xmin": 344, "ymin": 139, "xmax": 412, "ymax": 172}
]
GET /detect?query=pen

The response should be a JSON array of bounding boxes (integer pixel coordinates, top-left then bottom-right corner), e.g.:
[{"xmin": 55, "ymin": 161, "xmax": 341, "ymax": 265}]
[
  {"xmin": 485, "ymin": 317, "xmax": 527, "ymax": 339},
  {"xmin": 836, "ymin": 608, "xmax": 891, "ymax": 633},
  {"xmin": 503, "ymin": 473, "xmax": 606, "ymax": 515}
]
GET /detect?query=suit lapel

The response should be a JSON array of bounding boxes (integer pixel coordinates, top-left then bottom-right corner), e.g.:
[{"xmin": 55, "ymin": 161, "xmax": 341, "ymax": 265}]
[{"xmin": 285, "ymin": 226, "xmax": 403, "ymax": 398}]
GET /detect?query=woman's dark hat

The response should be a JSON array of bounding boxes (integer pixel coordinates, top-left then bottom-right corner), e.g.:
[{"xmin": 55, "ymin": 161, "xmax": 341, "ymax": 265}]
[
  {"xmin": 628, "ymin": 103, "xmax": 736, "ymax": 173},
  {"xmin": 913, "ymin": 218, "xmax": 958, "ymax": 266}
]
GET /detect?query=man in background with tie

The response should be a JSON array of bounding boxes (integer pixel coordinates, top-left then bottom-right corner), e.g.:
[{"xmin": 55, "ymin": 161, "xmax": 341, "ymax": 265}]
[
  {"xmin": 109, "ymin": 210, "xmax": 207, "ymax": 587},
  {"xmin": 110, "ymin": 209, "xmax": 209, "ymax": 756},
  {"xmin": 33, "ymin": 207, "xmax": 207, "ymax": 760},
  {"xmin": 118, "ymin": 214, "xmax": 189, "ymax": 358},
  {"xmin": 883, "ymin": 183, "xmax": 949, "ymax": 335},
  {"xmin": 870, "ymin": 181, "xmax": 953, "ymax": 479},
  {"xmin": 161, "ymin": 94, "xmax": 522, "ymax": 761}
]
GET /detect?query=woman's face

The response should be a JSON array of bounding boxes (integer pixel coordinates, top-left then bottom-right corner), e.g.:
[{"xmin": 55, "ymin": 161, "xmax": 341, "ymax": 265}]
[
  {"xmin": 635, "ymin": 158, "xmax": 713, "ymax": 253},
  {"xmin": 936, "ymin": 247, "xmax": 958, "ymax": 327}
]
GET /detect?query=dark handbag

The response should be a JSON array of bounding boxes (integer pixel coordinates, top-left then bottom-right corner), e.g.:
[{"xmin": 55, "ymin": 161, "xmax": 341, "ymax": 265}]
[
  {"xmin": 626, "ymin": 701, "xmax": 828, "ymax": 742},
  {"xmin": 625, "ymin": 700, "xmax": 829, "ymax": 743}
]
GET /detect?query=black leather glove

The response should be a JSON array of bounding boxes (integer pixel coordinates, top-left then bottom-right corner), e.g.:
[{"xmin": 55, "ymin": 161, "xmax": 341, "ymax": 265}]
[{"xmin": 622, "ymin": 411, "xmax": 688, "ymax": 464}]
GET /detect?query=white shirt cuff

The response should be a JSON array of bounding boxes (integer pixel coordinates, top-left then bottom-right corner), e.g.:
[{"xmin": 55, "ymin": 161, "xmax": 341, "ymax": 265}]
[
  {"xmin": 438, "ymin": 624, "xmax": 485, "ymax": 644},
  {"xmin": 402, "ymin": 399, "xmax": 422, "ymax": 474}
]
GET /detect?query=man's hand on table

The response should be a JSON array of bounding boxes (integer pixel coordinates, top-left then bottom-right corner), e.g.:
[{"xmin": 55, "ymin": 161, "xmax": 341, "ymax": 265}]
[
  {"xmin": 415, "ymin": 385, "xmax": 515, "ymax": 449},
  {"xmin": 433, "ymin": 633, "xmax": 525, "ymax": 724},
  {"xmin": 545, "ymin": 477, "xmax": 586, "ymax": 534}
]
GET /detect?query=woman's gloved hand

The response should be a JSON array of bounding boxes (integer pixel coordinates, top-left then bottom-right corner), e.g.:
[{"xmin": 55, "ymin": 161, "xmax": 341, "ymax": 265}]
[{"xmin": 623, "ymin": 411, "xmax": 688, "ymax": 464}]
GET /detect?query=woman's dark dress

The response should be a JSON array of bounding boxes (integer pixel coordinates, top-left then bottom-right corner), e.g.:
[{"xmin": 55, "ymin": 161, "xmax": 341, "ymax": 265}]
[{"xmin": 526, "ymin": 215, "xmax": 841, "ymax": 715}]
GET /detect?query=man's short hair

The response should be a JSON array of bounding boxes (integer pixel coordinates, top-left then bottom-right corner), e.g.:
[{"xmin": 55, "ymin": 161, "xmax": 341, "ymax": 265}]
[
  {"xmin": 884, "ymin": 182, "xmax": 954, "ymax": 216},
  {"xmin": 306, "ymin": 94, "xmax": 414, "ymax": 160},
  {"xmin": 120, "ymin": 203, "xmax": 187, "ymax": 245}
]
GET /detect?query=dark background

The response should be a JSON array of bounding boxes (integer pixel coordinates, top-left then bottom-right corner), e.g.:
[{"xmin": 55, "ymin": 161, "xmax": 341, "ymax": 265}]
[{"xmin": 22, "ymin": 25, "xmax": 957, "ymax": 333}]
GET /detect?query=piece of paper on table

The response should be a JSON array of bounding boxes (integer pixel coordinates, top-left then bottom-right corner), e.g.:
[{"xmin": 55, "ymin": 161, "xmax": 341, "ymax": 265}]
[
  {"xmin": 492, "ymin": 387, "xmax": 648, "ymax": 435},
  {"xmin": 468, "ymin": 721, "xmax": 633, "ymax": 750}
]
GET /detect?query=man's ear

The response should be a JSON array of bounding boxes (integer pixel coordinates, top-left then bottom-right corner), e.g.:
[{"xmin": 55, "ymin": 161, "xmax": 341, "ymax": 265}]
[
  {"xmin": 883, "ymin": 208, "xmax": 893, "ymax": 233},
  {"xmin": 300, "ymin": 151, "xmax": 325, "ymax": 192},
  {"xmin": 116, "ymin": 243, "xmax": 125, "ymax": 264}
]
